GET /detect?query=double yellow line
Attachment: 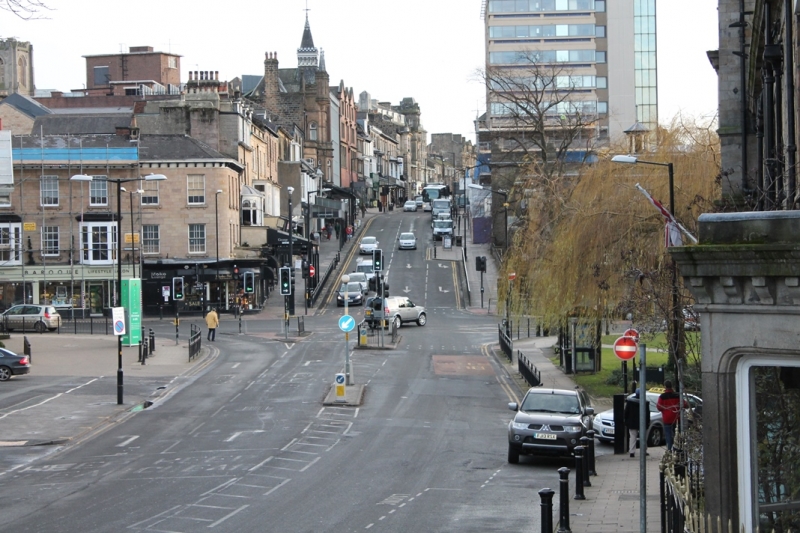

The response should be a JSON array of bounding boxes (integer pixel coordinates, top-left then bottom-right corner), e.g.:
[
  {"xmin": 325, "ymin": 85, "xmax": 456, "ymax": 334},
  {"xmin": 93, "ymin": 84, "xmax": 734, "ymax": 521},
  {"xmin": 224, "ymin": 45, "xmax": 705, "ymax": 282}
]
[
  {"xmin": 483, "ymin": 342, "xmax": 520, "ymax": 405},
  {"xmin": 319, "ymin": 217, "xmax": 379, "ymax": 313}
]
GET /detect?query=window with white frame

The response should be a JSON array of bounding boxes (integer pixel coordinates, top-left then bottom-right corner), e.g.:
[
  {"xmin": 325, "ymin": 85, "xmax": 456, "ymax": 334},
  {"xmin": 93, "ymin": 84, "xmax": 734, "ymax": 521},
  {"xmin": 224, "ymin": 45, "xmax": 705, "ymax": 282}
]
[
  {"xmin": 309, "ymin": 122, "xmax": 318, "ymax": 141},
  {"xmin": 80, "ymin": 222, "xmax": 116, "ymax": 265},
  {"xmin": 90, "ymin": 176, "xmax": 108, "ymax": 206},
  {"xmin": 41, "ymin": 226, "xmax": 59, "ymax": 256},
  {"xmin": 187, "ymin": 175, "xmax": 205, "ymax": 205},
  {"xmin": 141, "ymin": 179, "xmax": 160, "ymax": 205},
  {"xmin": 40, "ymin": 175, "xmax": 59, "ymax": 206},
  {"xmin": 189, "ymin": 224, "xmax": 205, "ymax": 253},
  {"xmin": 0, "ymin": 223, "xmax": 22, "ymax": 264},
  {"xmin": 142, "ymin": 224, "xmax": 159, "ymax": 254}
]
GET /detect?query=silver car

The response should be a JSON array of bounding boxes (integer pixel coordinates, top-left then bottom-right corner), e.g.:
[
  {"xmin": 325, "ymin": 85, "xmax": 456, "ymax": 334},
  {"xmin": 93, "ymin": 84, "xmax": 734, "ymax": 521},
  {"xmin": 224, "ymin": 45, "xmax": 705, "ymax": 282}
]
[
  {"xmin": 592, "ymin": 391, "xmax": 664, "ymax": 446},
  {"xmin": 359, "ymin": 236, "xmax": 379, "ymax": 255},
  {"xmin": 364, "ymin": 296, "xmax": 427, "ymax": 329},
  {"xmin": 398, "ymin": 232, "xmax": 417, "ymax": 250},
  {"xmin": 2, "ymin": 304, "xmax": 62, "ymax": 332},
  {"xmin": 346, "ymin": 272, "xmax": 369, "ymax": 292}
]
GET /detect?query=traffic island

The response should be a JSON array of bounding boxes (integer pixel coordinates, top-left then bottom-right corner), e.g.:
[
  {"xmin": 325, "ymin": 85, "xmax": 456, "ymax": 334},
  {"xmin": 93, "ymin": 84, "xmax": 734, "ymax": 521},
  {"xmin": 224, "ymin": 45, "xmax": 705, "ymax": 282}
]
[{"xmin": 322, "ymin": 383, "xmax": 366, "ymax": 406}]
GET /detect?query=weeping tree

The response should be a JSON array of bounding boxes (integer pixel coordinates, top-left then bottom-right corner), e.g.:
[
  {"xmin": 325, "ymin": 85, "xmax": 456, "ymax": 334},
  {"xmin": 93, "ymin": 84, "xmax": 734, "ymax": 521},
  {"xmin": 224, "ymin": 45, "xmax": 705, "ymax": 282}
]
[{"xmin": 500, "ymin": 116, "xmax": 720, "ymax": 378}]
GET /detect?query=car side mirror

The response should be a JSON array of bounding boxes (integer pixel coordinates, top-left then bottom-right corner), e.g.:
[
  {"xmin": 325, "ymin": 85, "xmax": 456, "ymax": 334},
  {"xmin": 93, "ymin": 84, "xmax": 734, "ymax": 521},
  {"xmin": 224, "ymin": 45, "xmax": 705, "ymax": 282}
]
[
  {"xmin": 585, "ymin": 407, "xmax": 594, "ymax": 416},
  {"xmin": 508, "ymin": 402, "xmax": 518, "ymax": 412}
]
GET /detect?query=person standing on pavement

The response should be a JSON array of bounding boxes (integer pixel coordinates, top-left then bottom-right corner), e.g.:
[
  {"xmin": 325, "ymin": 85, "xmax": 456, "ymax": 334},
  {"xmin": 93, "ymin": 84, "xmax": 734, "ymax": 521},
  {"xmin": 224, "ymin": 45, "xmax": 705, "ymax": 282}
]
[
  {"xmin": 205, "ymin": 307, "xmax": 219, "ymax": 342},
  {"xmin": 657, "ymin": 380, "xmax": 682, "ymax": 451},
  {"xmin": 624, "ymin": 387, "xmax": 650, "ymax": 457}
]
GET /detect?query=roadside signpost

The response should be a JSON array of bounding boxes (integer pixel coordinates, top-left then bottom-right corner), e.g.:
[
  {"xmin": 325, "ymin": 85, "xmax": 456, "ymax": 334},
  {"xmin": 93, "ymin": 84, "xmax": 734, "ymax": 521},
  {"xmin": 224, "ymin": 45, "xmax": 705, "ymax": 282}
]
[
  {"xmin": 613, "ymin": 336, "xmax": 638, "ymax": 360},
  {"xmin": 309, "ymin": 265, "xmax": 316, "ymax": 278}
]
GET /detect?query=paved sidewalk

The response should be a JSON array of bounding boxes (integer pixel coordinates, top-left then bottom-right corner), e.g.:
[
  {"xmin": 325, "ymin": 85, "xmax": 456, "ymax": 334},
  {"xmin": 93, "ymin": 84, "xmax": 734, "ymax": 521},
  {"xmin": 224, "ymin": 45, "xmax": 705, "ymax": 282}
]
[
  {"xmin": 0, "ymin": 333, "xmax": 214, "ymax": 449},
  {"xmin": 499, "ymin": 335, "xmax": 664, "ymax": 533}
]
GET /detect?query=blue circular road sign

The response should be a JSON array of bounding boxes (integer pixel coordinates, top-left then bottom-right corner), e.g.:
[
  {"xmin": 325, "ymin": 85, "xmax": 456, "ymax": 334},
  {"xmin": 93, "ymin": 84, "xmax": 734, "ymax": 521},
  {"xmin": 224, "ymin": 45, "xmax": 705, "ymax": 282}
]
[{"xmin": 338, "ymin": 315, "xmax": 355, "ymax": 332}]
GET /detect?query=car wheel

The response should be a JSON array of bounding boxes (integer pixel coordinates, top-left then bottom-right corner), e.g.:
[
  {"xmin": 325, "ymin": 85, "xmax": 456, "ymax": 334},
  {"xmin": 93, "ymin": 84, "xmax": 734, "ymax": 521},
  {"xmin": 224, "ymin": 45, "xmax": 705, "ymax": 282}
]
[
  {"xmin": 648, "ymin": 425, "xmax": 664, "ymax": 447},
  {"xmin": 34, "ymin": 321, "xmax": 45, "ymax": 333},
  {"xmin": 393, "ymin": 316, "xmax": 401, "ymax": 330},
  {"xmin": 416, "ymin": 313, "xmax": 427, "ymax": 326},
  {"xmin": 508, "ymin": 443, "xmax": 520, "ymax": 464},
  {"xmin": 0, "ymin": 366, "xmax": 11, "ymax": 381}
]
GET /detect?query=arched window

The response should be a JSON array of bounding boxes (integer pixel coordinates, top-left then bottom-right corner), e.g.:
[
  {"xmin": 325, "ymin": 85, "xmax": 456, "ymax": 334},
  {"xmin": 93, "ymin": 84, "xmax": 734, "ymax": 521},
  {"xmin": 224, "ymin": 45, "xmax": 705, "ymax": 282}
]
[
  {"xmin": 309, "ymin": 122, "xmax": 318, "ymax": 141},
  {"xmin": 242, "ymin": 199, "xmax": 253, "ymax": 226},
  {"xmin": 17, "ymin": 56, "xmax": 27, "ymax": 88}
]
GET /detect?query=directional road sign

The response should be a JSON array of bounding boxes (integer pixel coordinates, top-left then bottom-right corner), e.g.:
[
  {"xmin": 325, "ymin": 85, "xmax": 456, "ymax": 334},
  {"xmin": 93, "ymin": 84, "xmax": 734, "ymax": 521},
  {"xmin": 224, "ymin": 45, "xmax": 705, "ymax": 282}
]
[
  {"xmin": 613, "ymin": 335, "xmax": 638, "ymax": 361},
  {"xmin": 338, "ymin": 315, "xmax": 355, "ymax": 332}
]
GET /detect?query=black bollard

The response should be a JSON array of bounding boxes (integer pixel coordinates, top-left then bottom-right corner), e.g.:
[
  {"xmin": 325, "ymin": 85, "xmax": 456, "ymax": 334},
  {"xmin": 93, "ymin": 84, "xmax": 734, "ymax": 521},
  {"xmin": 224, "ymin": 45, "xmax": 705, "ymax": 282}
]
[
  {"xmin": 140, "ymin": 337, "xmax": 146, "ymax": 365},
  {"xmin": 579, "ymin": 437, "xmax": 592, "ymax": 486},
  {"xmin": 557, "ymin": 467, "xmax": 571, "ymax": 533},
  {"xmin": 574, "ymin": 446, "xmax": 586, "ymax": 500},
  {"xmin": 539, "ymin": 488, "xmax": 555, "ymax": 533},
  {"xmin": 138, "ymin": 337, "xmax": 143, "ymax": 363},
  {"xmin": 586, "ymin": 430, "xmax": 598, "ymax": 476},
  {"xmin": 149, "ymin": 328, "xmax": 155, "ymax": 354}
]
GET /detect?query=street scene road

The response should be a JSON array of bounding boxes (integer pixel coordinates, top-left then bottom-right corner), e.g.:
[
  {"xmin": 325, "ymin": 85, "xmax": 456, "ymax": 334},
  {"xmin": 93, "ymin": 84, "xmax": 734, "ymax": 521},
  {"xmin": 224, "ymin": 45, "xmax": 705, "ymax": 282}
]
[{"xmin": 0, "ymin": 209, "xmax": 587, "ymax": 533}]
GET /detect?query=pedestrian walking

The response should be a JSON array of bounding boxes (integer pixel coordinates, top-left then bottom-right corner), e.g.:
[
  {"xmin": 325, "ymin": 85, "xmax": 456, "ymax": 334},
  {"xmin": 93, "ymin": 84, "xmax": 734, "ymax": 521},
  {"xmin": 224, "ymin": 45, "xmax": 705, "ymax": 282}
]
[
  {"xmin": 657, "ymin": 380, "xmax": 682, "ymax": 451},
  {"xmin": 346, "ymin": 225, "xmax": 353, "ymax": 241},
  {"xmin": 205, "ymin": 307, "xmax": 220, "ymax": 341},
  {"xmin": 326, "ymin": 223, "xmax": 332, "ymax": 240},
  {"xmin": 624, "ymin": 386, "xmax": 650, "ymax": 457},
  {"xmin": 360, "ymin": 203, "xmax": 367, "ymax": 218},
  {"xmin": 334, "ymin": 220, "xmax": 341, "ymax": 240}
]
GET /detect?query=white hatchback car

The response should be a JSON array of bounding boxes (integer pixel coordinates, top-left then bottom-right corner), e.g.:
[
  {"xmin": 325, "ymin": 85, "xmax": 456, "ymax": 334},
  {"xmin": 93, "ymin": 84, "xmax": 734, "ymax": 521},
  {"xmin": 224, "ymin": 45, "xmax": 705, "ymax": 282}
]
[
  {"xmin": 359, "ymin": 236, "xmax": 379, "ymax": 255},
  {"xmin": 398, "ymin": 232, "xmax": 417, "ymax": 250},
  {"xmin": 403, "ymin": 200, "xmax": 417, "ymax": 212}
]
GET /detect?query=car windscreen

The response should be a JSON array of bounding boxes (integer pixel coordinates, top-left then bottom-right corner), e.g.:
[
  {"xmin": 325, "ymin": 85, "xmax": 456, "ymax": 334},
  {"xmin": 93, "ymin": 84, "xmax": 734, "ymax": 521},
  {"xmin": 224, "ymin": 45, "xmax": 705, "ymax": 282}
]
[
  {"xmin": 356, "ymin": 264, "xmax": 373, "ymax": 273},
  {"xmin": 432, "ymin": 200, "xmax": 450, "ymax": 209},
  {"xmin": 434, "ymin": 221, "xmax": 452, "ymax": 228},
  {"xmin": 339, "ymin": 282, "xmax": 363, "ymax": 293},
  {"xmin": 521, "ymin": 393, "xmax": 581, "ymax": 414},
  {"xmin": 361, "ymin": 237, "xmax": 376, "ymax": 244},
  {"xmin": 400, "ymin": 233, "xmax": 415, "ymax": 239}
]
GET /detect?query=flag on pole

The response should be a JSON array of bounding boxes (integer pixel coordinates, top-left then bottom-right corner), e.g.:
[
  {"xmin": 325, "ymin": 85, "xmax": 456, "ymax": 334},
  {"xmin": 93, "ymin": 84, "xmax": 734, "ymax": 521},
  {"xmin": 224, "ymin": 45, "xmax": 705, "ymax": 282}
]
[{"xmin": 635, "ymin": 184, "xmax": 698, "ymax": 247}]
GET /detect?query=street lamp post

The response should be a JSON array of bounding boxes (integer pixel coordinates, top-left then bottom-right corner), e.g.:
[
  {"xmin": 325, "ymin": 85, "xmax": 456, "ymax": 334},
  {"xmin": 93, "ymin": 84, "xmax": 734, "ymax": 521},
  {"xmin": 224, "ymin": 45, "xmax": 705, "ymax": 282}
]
[
  {"xmin": 287, "ymin": 187, "xmax": 295, "ymax": 319},
  {"xmin": 215, "ymin": 190, "xmax": 223, "ymax": 309},
  {"xmin": 70, "ymin": 175, "xmax": 92, "ymax": 314},
  {"xmin": 612, "ymin": 154, "xmax": 683, "ymax": 429},
  {"xmin": 71, "ymin": 173, "xmax": 166, "ymax": 405}
]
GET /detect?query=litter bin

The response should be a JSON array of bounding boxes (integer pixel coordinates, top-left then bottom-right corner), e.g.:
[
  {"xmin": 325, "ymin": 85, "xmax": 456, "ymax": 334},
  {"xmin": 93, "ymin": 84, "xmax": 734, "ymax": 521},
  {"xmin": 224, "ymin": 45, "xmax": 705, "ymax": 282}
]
[{"xmin": 455, "ymin": 235, "xmax": 462, "ymax": 246}]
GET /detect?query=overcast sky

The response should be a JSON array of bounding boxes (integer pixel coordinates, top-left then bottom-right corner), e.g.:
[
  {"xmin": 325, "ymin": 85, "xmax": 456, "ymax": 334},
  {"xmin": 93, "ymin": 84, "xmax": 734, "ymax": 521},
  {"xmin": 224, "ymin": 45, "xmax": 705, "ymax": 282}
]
[{"xmin": 3, "ymin": 0, "xmax": 718, "ymax": 144}]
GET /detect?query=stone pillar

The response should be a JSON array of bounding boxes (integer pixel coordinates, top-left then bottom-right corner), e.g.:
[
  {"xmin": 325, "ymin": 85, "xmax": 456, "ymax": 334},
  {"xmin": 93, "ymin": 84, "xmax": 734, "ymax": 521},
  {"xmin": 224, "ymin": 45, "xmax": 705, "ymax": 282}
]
[{"xmin": 671, "ymin": 211, "xmax": 800, "ymax": 531}]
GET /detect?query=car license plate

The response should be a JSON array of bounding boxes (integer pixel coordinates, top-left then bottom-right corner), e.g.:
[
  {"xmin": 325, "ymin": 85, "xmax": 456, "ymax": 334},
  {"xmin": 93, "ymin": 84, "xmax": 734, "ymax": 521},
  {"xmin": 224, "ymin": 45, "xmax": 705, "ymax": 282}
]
[
  {"xmin": 534, "ymin": 432, "xmax": 557, "ymax": 440},
  {"xmin": 604, "ymin": 428, "xmax": 615, "ymax": 435},
  {"xmin": 366, "ymin": 310, "xmax": 372, "ymax": 317}
]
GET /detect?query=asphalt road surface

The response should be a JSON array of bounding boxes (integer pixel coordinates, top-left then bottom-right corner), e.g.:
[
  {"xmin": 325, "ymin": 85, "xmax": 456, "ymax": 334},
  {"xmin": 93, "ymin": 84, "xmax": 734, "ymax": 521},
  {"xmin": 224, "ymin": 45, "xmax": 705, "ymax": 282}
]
[{"xmin": 0, "ymin": 212, "xmax": 574, "ymax": 532}]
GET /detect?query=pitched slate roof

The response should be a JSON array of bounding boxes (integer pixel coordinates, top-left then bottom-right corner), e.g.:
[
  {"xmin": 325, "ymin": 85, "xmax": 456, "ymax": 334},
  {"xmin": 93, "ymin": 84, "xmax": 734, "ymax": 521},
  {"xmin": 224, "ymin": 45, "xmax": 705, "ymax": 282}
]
[
  {"xmin": 32, "ymin": 113, "xmax": 134, "ymax": 135},
  {"xmin": 0, "ymin": 93, "xmax": 52, "ymax": 119},
  {"xmin": 138, "ymin": 134, "xmax": 243, "ymax": 170}
]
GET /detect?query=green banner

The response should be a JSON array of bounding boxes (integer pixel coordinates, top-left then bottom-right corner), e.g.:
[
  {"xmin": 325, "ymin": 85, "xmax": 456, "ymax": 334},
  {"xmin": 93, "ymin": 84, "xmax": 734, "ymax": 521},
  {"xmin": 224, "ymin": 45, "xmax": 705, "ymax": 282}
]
[{"xmin": 121, "ymin": 279, "xmax": 142, "ymax": 347}]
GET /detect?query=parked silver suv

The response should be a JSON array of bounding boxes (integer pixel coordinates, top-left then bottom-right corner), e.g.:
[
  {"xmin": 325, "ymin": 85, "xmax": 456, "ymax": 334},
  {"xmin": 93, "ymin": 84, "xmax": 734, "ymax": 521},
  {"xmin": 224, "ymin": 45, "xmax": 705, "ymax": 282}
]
[
  {"xmin": 507, "ymin": 387, "xmax": 594, "ymax": 463},
  {"xmin": 1, "ymin": 304, "xmax": 62, "ymax": 332}
]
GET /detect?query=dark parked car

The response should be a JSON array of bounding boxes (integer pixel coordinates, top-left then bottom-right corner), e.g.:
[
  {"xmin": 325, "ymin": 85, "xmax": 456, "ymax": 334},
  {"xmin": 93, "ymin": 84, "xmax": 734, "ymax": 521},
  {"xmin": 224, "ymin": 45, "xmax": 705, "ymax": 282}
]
[
  {"xmin": 507, "ymin": 387, "xmax": 594, "ymax": 462},
  {"xmin": 0, "ymin": 348, "xmax": 31, "ymax": 381}
]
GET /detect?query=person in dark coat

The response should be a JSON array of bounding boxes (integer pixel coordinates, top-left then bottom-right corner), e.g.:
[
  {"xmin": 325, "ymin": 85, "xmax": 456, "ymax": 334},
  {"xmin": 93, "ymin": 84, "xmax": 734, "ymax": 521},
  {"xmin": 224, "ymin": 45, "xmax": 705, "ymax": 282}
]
[{"xmin": 624, "ymin": 388, "xmax": 651, "ymax": 457}]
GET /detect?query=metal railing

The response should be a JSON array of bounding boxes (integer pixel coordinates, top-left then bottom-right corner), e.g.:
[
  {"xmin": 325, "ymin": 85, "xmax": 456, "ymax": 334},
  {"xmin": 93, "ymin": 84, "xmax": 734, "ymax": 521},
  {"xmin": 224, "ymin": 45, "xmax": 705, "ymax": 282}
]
[
  {"xmin": 498, "ymin": 324, "xmax": 513, "ymax": 361},
  {"xmin": 517, "ymin": 349, "xmax": 542, "ymax": 387},
  {"xmin": 310, "ymin": 252, "xmax": 340, "ymax": 307},
  {"xmin": 188, "ymin": 324, "xmax": 202, "ymax": 361}
]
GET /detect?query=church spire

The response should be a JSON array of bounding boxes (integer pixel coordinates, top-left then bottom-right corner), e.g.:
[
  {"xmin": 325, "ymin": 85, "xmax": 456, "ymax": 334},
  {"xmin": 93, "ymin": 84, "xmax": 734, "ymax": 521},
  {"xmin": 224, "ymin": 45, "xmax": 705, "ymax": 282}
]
[{"xmin": 297, "ymin": 11, "xmax": 319, "ymax": 82}]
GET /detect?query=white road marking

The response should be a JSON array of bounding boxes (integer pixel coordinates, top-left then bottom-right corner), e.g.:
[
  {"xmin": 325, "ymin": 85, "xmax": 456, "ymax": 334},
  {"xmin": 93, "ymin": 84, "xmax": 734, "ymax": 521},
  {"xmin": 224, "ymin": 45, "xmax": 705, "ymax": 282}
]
[
  {"xmin": 117, "ymin": 435, "xmax": 139, "ymax": 447},
  {"xmin": 232, "ymin": 363, "xmax": 240, "ymax": 369}
]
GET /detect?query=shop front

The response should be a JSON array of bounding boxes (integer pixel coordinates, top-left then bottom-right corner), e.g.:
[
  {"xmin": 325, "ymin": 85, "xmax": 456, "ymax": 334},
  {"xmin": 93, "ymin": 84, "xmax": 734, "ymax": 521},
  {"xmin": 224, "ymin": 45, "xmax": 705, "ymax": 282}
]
[{"xmin": 0, "ymin": 264, "xmax": 134, "ymax": 317}]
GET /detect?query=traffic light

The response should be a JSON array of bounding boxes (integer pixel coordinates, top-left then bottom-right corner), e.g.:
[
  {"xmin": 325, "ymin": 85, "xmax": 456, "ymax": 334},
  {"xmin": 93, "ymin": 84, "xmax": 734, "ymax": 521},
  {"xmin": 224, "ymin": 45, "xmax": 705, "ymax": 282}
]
[
  {"xmin": 372, "ymin": 249, "xmax": 383, "ymax": 272},
  {"xmin": 279, "ymin": 267, "xmax": 292, "ymax": 295},
  {"xmin": 302, "ymin": 260, "xmax": 309, "ymax": 279},
  {"xmin": 172, "ymin": 276, "xmax": 185, "ymax": 300},
  {"xmin": 243, "ymin": 271, "xmax": 254, "ymax": 293},
  {"xmin": 233, "ymin": 265, "xmax": 240, "ymax": 280},
  {"xmin": 476, "ymin": 256, "xmax": 486, "ymax": 273}
]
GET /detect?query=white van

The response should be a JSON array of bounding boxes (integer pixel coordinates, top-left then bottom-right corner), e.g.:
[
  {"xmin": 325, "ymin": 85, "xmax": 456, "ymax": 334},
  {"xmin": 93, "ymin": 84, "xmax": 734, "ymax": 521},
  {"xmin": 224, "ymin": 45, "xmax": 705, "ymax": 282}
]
[{"xmin": 354, "ymin": 260, "xmax": 376, "ymax": 281}]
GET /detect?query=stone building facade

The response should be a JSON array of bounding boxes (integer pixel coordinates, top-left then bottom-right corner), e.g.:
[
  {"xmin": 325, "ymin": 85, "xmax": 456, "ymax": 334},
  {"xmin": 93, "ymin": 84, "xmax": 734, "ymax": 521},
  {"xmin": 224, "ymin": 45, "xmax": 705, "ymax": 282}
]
[{"xmin": 0, "ymin": 38, "xmax": 34, "ymax": 98}]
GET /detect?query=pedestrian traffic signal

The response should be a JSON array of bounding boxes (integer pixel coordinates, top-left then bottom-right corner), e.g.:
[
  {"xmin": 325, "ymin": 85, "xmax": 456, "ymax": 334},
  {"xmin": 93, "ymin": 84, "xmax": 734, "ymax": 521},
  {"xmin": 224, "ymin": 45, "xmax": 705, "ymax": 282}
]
[
  {"xmin": 233, "ymin": 265, "xmax": 240, "ymax": 280},
  {"xmin": 243, "ymin": 271, "xmax": 254, "ymax": 293},
  {"xmin": 279, "ymin": 267, "xmax": 292, "ymax": 295},
  {"xmin": 372, "ymin": 249, "xmax": 383, "ymax": 272},
  {"xmin": 302, "ymin": 260, "xmax": 310, "ymax": 279},
  {"xmin": 476, "ymin": 256, "xmax": 487, "ymax": 273},
  {"xmin": 172, "ymin": 276, "xmax": 185, "ymax": 300}
]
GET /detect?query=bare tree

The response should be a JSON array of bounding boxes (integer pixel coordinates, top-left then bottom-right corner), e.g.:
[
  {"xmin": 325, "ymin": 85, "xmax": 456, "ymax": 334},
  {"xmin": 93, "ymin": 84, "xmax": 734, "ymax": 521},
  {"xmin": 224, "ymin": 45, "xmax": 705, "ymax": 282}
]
[{"xmin": 1, "ymin": 0, "xmax": 50, "ymax": 19}]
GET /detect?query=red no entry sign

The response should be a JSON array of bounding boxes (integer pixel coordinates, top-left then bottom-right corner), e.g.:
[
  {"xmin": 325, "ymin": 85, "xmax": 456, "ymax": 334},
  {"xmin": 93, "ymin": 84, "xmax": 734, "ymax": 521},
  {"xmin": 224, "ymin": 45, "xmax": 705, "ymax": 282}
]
[
  {"xmin": 613, "ymin": 336, "xmax": 638, "ymax": 361},
  {"xmin": 309, "ymin": 265, "xmax": 316, "ymax": 277}
]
